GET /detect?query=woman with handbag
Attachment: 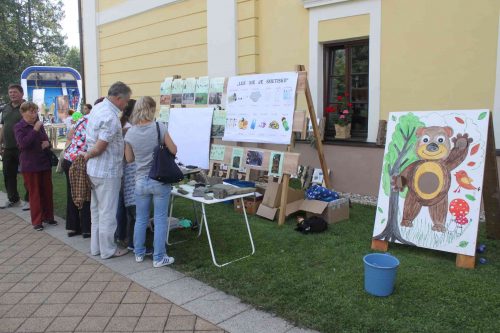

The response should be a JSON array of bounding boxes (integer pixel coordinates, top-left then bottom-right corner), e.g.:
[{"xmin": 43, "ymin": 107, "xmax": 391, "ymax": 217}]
[
  {"xmin": 14, "ymin": 102, "xmax": 56, "ymax": 231},
  {"xmin": 124, "ymin": 96, "xmax": 177, "ymax": 268}
]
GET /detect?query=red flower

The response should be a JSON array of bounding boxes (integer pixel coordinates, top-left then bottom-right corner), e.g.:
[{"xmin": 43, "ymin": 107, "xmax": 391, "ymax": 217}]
[
  {"xmin": 336, "ymin": 96, "xmax": 343, "ymax": 101},
  {"xmin": 325, "ymin": 106, "xmax": 335, "ymax": 113},
  {"xmin": 347, "ymin": 102, "xmax": 353, "ymax": 107}
]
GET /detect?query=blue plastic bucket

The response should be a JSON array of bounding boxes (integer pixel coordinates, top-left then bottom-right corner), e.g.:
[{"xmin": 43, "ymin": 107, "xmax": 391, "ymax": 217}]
[{"xmin": 363, "ymin": 253, "xmax": 400, "ymax": 297}]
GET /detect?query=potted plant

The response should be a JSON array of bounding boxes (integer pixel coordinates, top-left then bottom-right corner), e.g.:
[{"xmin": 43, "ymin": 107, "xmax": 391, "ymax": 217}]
[{"xmin": 326, "ymin": 93, "xmax": 352, "ymax": 139}]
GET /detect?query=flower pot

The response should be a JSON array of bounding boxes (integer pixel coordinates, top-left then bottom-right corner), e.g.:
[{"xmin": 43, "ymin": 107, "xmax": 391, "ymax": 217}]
[{"xmin": 335, "ymin": 124, "xmax": 351, "ymax": 139}]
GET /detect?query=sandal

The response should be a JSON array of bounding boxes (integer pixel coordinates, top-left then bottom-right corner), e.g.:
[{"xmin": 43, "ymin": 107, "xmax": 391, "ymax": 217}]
[{"xmin": 111, "ymin": 248, "xmax": 129, "ymax": 258}]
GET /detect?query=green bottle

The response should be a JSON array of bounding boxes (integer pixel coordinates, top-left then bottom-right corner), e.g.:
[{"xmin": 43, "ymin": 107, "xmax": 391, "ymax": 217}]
[{"xmin": 281, "ymin": 117, "xmax": 289, "ymax": 131}]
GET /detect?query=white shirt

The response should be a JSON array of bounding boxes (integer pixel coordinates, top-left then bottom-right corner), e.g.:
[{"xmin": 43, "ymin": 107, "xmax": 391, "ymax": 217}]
[{"xmin": 86, "ymin": 98, "xmax": 124, "ymax": 178}]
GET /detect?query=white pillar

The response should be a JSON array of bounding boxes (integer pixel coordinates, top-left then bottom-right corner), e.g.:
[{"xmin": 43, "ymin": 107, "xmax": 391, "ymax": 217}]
[
  {"xmin": 207, "ymin": 0, "xmax": 237, "ymax": 77},
  {"xmin": 81, "ymin": 0, "xmax": 100, "ymax": 104}
]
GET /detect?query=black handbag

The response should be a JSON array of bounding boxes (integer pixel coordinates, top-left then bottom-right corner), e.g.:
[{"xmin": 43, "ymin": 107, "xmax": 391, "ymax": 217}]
[
  {"xmin": 48, "ymin": 149, "xmax": 59, "ymax": 167},
  {"xmin": 148, "ymin": 122, "xmax": 184, "ymax": 184}
]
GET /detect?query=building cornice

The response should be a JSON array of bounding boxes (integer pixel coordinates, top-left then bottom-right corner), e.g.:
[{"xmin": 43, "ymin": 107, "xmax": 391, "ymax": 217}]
[{"xmin": 302, "ymin": 0, "xmax": 351, "ymax": 9}]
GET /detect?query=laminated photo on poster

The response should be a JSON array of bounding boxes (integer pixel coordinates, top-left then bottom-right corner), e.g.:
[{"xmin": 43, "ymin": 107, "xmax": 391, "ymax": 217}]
[
  {"xmin": 231, "ymin": 147, "xmax": 244, "ymax": 169},
  {"xmin": 246, "ymin": 150, "xmax": 264, "ymax": 167},
  {"xmin": 268, "ymin": 151, "xmax": 284, "ymax": 177}
]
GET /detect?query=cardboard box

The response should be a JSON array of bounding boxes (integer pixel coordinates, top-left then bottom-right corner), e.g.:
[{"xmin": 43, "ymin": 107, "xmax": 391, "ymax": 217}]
[
  {"xmin": 303, "ymin": 198, "xmax": 350, "ymax": 224},
  {"xmin": 262, "ymin": 181, "xmax": 305, "ymax": 208},
  {"xmin": 256, "ymin": 196, "xmax": 350, "ymax": 223},
  {"xmin": 234, "ymin": 196, "xmax": 262, "ymax": 215}
]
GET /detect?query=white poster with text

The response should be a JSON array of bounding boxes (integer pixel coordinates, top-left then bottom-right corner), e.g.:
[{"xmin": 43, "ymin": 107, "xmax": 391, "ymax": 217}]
[{"xmin": 222, "ymin": 72, "xmax": 298, "ymax": 144}]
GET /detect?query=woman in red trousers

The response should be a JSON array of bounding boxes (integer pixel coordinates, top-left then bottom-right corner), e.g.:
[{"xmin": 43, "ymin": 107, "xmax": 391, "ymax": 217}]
[{"xmin": 14, "ymin": 102, "xmax": 56, "ymax": 231}]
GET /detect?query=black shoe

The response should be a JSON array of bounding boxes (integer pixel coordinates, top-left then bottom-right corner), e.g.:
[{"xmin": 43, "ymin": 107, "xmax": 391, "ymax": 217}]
[
  {"xmin": 67, "ymin": 231, "xmax": 81, "ymax": 237},
  {"xmin": 33, "ymin": 225, "xmax": 44, "ymax": 231},
  {"xmin": 43, "ymin": 220, "xmax": 58, "ymax": 226},
  {"xmin": 82, "ymin": 233, "xmax": 91, "ymax": 239}
]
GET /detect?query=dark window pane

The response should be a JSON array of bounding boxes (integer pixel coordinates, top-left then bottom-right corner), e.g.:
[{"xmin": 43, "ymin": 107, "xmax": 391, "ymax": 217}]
[
  {"xmin": 333, "ymin": 49, "xmax": 345, "ymax": 76},
  {"xmin": 323, "ymin": 40, "xmax": 369, "ymax": 141},
  {"xmin": 328, "ymin": 76, "xmax": 345, "ymax": 103},
  {"xmin": 351, "ymin": 74, "xmax": 368, "ymax": 89},
  {"xmin": 351, "ymin": 45, "xmax": 369, "ymax": 73}
]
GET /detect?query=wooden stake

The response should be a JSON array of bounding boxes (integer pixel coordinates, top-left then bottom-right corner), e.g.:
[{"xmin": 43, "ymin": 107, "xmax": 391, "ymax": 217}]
[
  {"xmin": 298, "ymin": 66, "xmax": 332, "ymax": 189},
  {"xmin": 456, "ymin": 254, "xmax": 475, "ymax": 269},
  {"xmin": 278, "ymin": 174, "xmax": 290, "ymax": 226},
  {"xmin": 371, "ymin": 239, "xmax": 389, "ymax": 251}
]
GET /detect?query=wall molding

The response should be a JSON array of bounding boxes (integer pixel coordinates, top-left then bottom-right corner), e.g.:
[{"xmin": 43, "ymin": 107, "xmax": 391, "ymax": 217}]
[
  {"xmin": 303, "ymin": 0, "xmax": 351, "ymax": 9},
  {"xmin": 308, "ymin": 0, "xmax": 381, "ymax": 143},
  {"xmin": 97, "ymin": 0, "xmax": 184, "ymax": 26}
]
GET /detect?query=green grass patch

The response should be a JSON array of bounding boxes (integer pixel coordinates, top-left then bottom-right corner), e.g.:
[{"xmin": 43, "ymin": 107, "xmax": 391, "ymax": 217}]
[{"xmin": 2, "ymin": 169, "xmax": 499, "ymax": 332}]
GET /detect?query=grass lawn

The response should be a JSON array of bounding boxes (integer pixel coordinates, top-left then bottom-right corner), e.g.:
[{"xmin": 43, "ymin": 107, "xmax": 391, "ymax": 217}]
[{"xmin": 2, "ymin": 169, "xmax": 500, "ymax": 332}]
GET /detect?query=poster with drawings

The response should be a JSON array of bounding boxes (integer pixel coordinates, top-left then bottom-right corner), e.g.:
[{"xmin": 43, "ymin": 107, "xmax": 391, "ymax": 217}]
[
  {"xmin": 372, "ymin": 110, "xmax": 489, "ymax": 256},
  {"xmin": 222, "ymin": 72, "xmax": 298, "ymax": 144}
]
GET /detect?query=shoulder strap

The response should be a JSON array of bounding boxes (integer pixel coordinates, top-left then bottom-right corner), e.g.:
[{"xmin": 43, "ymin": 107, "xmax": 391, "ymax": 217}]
[{"xmin": 155, "ymin": 122, "xmax": 161, "ymax": 146}]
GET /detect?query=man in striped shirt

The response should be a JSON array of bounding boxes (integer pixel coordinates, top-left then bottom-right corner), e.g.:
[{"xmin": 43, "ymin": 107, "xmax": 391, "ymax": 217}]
[{"xmin": 84, "ymin": 82, "xmax": 131, "ymax": 259}]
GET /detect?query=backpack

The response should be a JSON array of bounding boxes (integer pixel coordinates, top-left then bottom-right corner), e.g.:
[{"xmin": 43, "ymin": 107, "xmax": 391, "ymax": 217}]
[{"xmin": 295, "ymin": 216, "xmax": 328, "ymax": 234}]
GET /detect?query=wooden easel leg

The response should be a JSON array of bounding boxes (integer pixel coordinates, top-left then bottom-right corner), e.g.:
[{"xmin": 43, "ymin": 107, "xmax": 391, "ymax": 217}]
[
  {"xmin": 278, "ymin": 174, "xmax": 290, "ymax": 226},
  {"xmin": 456, "ymin": 254, "xmax": 475, "ymax": 269},
  {"xmin": 483, "ymin": 114, "xmax": 500, "ymax": 239},
  {"xmin": 371, "ymin": 239, "xmax": 388, "ymax": 251}
]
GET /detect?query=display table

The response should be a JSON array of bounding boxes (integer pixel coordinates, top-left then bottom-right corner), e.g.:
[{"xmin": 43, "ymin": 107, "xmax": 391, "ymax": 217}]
[{"xmin": 167, "ymin": 184, "xmax": 256, "ymax": 267}]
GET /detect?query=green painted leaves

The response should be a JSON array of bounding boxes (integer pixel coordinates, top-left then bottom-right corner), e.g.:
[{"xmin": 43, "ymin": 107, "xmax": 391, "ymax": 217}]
[
  {"xmin": 458, "ymin": 241, "xmax": 469, "ymax": 248},
  {"xmin": 465, "ymin": 194, "xmax": 476, "ymax": 201},
  {"xmin": 377, "ymin": 207, "xmax": 383, "ymax": 213},
  {"xmin": 478, "ymin": 112, "xmax": 487, "ymax": 120}
]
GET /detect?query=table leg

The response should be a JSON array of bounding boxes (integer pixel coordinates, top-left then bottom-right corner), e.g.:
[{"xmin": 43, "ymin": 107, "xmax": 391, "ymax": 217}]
[
  {"xmin": 166, "ymin": 195, "xmax": 203, "ymax": 246},
  {"xmin": 201, "ymin": 197, "xmax": 255, "ymax": 267}
]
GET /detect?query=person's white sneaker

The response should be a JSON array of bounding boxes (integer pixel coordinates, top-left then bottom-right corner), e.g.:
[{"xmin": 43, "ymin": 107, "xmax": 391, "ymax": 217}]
[
  {"xmin": 153, "ymin": 255, "xmax": 175, "ymax": 268},
  {"xmin": 0, "ymin": 200, "xmax": 21, "ymax": 209},
  {"xmin": 21, "ymin": 202, "xmax": 30, "ymax": 211},
  {"xmin": 135, "ymin": 255, "xmax": 144, "ymax": 263}
]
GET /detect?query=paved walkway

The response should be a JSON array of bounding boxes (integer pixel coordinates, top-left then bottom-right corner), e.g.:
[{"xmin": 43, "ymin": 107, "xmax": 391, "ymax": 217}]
[
  {"xmin": 0, "ymin": 192, "xmax": 316, "ymax": 333},
  {"xmin": 0, "ymin": 210, "xmax": 223, "ymax": 332}
]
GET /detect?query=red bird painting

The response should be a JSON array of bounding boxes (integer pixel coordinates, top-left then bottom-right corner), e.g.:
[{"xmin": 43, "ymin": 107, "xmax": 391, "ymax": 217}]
[{"xmin": 454, "ymin": 170, "xmax": 479, "ymax": 193}]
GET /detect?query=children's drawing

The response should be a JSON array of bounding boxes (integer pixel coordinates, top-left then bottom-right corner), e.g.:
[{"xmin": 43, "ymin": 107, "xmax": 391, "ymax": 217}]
[
  {"xmin": 373, "ymin": 110, "xmax": 489, "ymax": 256},
  {"xmin": 231, "ymin": 148, "xmax": 244, "ymax": 169},
  {"xmin": 269, "ymin": 152, "xmax": 284, "ymax": 177},
  {"xmin": 246, "ymin": 150, "xmax": 263, "ymax": 167}
]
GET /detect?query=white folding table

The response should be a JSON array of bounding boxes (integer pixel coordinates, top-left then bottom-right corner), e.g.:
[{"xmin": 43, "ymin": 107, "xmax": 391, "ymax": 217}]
[{"xmin": 167, "ymin": 184, "xmax": 256, "ymax": 267}]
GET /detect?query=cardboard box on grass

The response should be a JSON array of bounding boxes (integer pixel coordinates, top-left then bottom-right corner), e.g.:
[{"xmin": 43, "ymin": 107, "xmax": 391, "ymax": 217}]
[
  {"xmin": 234, "ymin": 195, "xmax": 263, "ymax": 215},
  {"xmin": 256, "ymin": 181, "xmax": 305, "ymax": 220},
  {"xmin": 302, "ymin": 197, "xmax": 350, "ymax": 224},
  {"xmin": 257, "ymin": 193, "xmax": 350, "ymax": 223}
]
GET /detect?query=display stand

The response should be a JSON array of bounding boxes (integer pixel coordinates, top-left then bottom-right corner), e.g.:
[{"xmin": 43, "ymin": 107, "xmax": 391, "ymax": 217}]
[
  {"xmin": 165, "ymin": 67, "xmax": 330, "ymax": 227},
  {"xmin": 371, "ymin": 114, "xmax": 500, "ymax": 269}
]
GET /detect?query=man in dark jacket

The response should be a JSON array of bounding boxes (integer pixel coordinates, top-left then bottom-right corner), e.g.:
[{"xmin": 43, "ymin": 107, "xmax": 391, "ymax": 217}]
[{"xmin": 0, "ymin": 84, "xmax": 29, "ymax": 209}]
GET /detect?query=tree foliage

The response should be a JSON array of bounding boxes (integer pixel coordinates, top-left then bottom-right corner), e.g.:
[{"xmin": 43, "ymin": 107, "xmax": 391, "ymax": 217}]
[
  {"xmin": 0, "ymin": 0, "xmax": 67, "ymax": 102},
  {"xmin": 382, "ymin": 113, "xmax": 425, "ymax": 197}
]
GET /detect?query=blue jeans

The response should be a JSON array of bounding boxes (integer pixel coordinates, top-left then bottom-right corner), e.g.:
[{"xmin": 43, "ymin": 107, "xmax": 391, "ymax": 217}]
[{"xmin": 134, "ymin": 176, "xmax": 171, "ymax": 262}]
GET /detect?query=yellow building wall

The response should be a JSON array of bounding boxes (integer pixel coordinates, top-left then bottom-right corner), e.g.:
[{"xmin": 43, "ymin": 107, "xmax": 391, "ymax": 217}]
[
  {"xmin": 257, "ymin": 0, "xmax": 309, "ymax": 73},
  {"xmin": 380, "ymin": 0, "xmax": 500, "ymax": 119},
  {"xmin": 237, "ymin": 0, "xmax": 259, "ymax": 74},
  {"xmin": 318, "ymin": 14, "xmax": 369, "ymax": 43},
  {"xmin": 97, "ymin": 0, "xmax": 127, "ymax": 12},
  {"xmin": 97, "ymin": 0, "xmax": 207, "ymax": 102}
]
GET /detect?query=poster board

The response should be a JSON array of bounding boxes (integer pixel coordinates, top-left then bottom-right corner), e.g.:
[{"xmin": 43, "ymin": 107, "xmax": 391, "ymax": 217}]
[
  {"xmin": 222, "ymin": 72, "xmax": 298, "ymax": 144},
  {"xmin": 372, "ymin": 110, "xmax": 489, "ymax": 256},
  {"xmin": 168, "ymin": 107, "xmax": 214, "ymax": 169}
]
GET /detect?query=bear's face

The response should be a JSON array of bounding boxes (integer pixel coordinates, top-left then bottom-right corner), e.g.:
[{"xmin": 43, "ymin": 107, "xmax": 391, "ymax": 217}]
[{"xmin": 415, "ymin": 126, "xmax": 453, "ymax": 160}]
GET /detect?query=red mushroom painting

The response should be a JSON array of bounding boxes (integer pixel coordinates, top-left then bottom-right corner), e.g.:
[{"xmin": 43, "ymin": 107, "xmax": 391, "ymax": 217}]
[{"xmin": 449, "ymin": 199, "xmax": 470, "ymax": 234}]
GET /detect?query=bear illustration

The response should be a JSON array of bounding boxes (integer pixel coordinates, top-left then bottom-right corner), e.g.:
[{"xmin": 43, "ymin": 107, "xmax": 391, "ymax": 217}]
[{"xmin": 392, "ymin": 126, "xmax": 472, "ymax": 232}]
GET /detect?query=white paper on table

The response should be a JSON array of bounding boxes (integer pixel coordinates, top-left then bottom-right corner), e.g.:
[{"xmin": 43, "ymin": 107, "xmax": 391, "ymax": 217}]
[{"xmin": 168, "ymin": 107, "xmax": 214, "ymax": 169}]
